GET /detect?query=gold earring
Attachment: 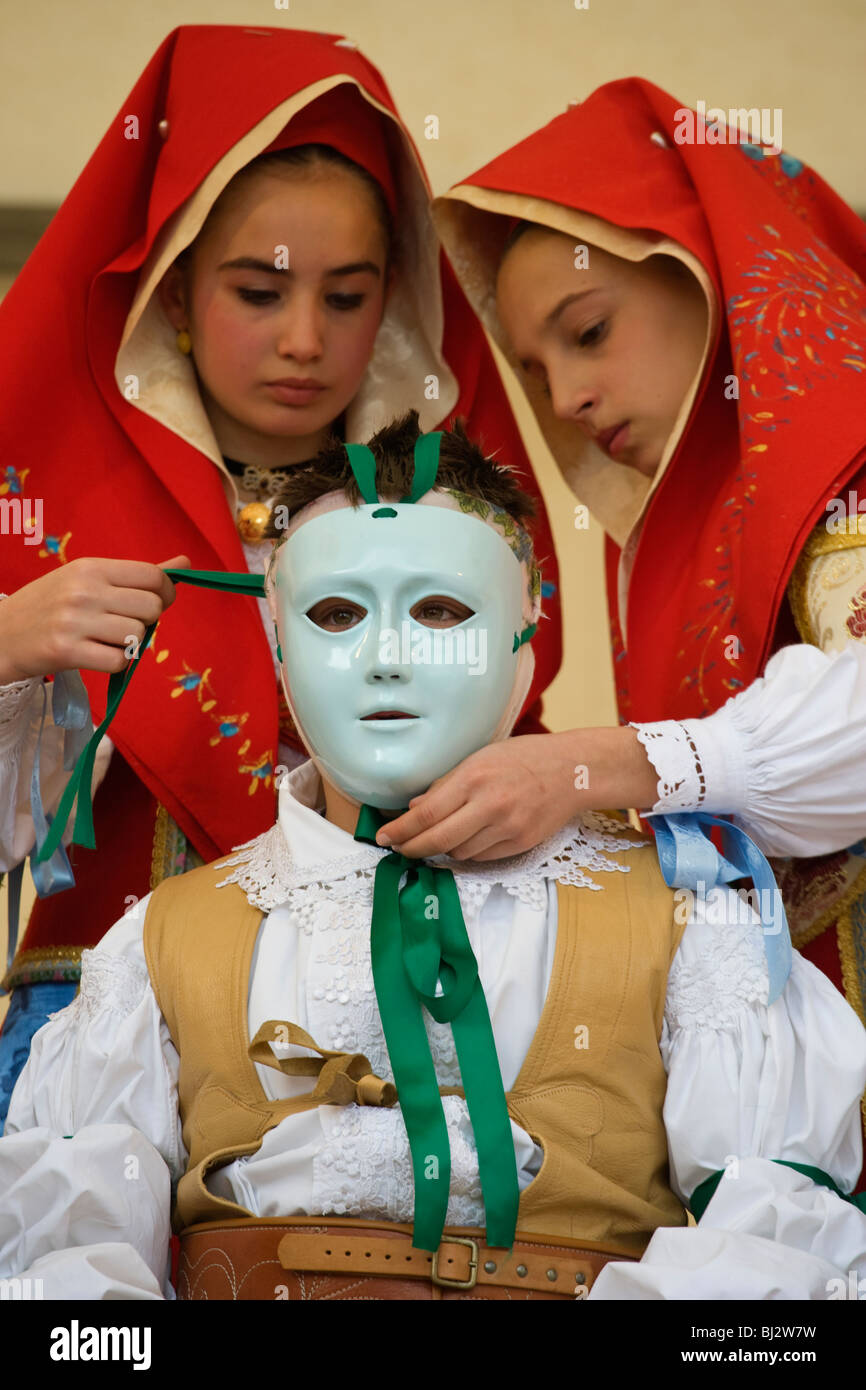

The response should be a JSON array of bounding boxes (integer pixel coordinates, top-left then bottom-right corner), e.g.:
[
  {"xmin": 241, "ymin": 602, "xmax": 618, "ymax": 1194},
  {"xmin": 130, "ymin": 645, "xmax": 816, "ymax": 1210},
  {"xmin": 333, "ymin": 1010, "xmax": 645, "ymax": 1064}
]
[{"xmin": 176, "ymin": 328, "xmax": 192, "ymax": 355}]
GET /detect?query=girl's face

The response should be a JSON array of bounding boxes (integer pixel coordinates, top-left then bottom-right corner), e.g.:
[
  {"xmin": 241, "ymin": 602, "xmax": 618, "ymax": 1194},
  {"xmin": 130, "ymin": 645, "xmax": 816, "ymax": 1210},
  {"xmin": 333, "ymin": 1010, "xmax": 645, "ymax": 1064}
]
[
  {"xmin": 496, "ymin": 228, "xmax": 708, "ymax": 477},
  {"xmin": 159, "ymin": 166, "xmax": 391, "ymax": 466}
]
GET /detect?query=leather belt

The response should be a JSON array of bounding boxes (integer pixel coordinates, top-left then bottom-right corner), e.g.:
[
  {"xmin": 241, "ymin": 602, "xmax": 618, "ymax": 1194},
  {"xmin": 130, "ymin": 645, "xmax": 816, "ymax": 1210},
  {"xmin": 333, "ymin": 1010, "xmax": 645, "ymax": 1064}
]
[{"xmin": 177, "ymin": 1215, "xmax": 636, "ymax": 1301}]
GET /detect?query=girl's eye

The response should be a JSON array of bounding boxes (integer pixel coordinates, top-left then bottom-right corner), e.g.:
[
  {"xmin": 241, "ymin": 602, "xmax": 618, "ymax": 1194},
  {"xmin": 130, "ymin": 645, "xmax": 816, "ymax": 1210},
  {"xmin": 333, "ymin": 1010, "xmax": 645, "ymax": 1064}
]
[
  {"xmin": 576, "ymin": 319, "xmax": 608, "ymax": 349},
  {"xmin": 236, "ymin": 287, "xmax": 279, "ymax": 305},
  {"xmin": 411, "ymin": 598, "xmax": 474, "ymax": 628},
  {"xmin": 326, "ymin": 293, "xmax": 366, "ymax": 312},
  {"xmin": 307, "ymin": 600, "xmax": 367, "ymax": 631}
]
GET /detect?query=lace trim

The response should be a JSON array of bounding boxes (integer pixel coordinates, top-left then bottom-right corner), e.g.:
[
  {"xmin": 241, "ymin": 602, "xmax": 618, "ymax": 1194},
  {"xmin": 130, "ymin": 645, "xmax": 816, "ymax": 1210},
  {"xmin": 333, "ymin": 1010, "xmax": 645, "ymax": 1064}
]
[
  {"xmin": 312, "ymin": 1097, "xmax": 484, "ymax": 1227},
  {"xmin": 214, "ymin": 810, "xmax": 648, "ymax": 913},
  {"xmin": 665, "ymin": 910, "xmax": 769, "ymax": 1032},
  {"xmin": 632, "ymin": 720, "xmax": 706, "ymax": 811},
  {"xmin": 62, "ymin": 948, "xmax": 150, "ymax": 1023}
]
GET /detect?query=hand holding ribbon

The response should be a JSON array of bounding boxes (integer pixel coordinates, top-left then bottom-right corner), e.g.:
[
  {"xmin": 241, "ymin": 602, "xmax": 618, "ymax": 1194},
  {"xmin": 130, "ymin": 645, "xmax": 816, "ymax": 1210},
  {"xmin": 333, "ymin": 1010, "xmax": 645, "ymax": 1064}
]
[{"xmin": 34, "ymin": 569, "xmax": 266, "ymax": 866}]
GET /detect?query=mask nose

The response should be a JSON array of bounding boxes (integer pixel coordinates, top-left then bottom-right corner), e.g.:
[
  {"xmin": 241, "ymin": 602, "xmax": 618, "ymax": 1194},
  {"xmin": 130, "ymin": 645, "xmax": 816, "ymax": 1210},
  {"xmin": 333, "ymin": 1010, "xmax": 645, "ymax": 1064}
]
[{"xmin": 365, "ymin": 608, "xmax": 413, "ymax": 685}]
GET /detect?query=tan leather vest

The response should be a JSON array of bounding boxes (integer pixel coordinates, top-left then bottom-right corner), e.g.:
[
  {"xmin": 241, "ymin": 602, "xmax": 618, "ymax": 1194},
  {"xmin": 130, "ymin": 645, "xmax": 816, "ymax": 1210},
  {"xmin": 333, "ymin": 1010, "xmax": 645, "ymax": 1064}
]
[{"xmin": 143, "ymin": 829, "xmax": 688, "ymax": 1254}]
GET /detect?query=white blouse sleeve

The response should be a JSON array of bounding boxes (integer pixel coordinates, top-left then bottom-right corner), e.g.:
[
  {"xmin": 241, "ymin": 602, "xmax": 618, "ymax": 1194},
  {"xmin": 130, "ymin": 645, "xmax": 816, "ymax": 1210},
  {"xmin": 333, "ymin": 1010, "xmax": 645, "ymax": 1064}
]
[
  {"xmin": 0, "ymin": 672, "xmax": 113, "ymax": 873},
  {"xmin": 589, "ymin": 886, "xmax": 866, "ymax": 1300},
  {"xmin": 632, "ymin": 641, "xmax": 866, "ymax": 856},
  {"xmin": 5, "ymin": 895, "xmax": 185, "ymax": 1180},
  {"xmin": 0, "ymin": 897, "xmax": 182, "ymax": 1298}
]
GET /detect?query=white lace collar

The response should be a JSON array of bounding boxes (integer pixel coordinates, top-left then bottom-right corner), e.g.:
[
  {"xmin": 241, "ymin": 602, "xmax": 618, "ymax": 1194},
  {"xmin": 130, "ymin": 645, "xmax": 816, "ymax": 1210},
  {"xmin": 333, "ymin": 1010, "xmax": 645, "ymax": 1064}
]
[{"xmin": 214, "ymin": 760, "xmax": 649, "ymax": 912}]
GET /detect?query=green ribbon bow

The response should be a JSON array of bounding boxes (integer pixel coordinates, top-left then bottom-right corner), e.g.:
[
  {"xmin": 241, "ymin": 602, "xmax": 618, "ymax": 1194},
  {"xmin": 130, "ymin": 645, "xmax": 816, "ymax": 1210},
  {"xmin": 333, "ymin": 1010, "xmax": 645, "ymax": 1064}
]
[{"xmin": 354, "ymin": 803, "xmax": 520, "ymax": 1253}]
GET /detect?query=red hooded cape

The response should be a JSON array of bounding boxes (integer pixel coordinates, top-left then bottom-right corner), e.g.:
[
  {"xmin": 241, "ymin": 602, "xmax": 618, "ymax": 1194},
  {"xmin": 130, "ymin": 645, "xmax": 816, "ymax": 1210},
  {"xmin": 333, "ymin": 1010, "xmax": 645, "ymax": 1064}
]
[
  {"xmin": 435, "ymin": 77, "xmax": 866, "ymax": 722},
  {"xmin": 0, "ymin": 24, "xmax": 562, "ymax": 890}
]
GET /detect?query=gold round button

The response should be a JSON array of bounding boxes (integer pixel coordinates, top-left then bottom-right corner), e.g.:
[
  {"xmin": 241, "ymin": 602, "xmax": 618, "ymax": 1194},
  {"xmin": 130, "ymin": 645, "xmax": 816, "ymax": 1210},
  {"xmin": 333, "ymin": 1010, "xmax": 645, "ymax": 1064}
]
[{"xmin": 237, "ymin": 502, "xmax": 272, "ymax": 543}]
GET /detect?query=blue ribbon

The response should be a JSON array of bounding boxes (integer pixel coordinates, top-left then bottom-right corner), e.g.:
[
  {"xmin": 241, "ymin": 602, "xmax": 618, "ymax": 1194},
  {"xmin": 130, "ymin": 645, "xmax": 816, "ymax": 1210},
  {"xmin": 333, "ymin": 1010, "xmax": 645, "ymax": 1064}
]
[{"xmin": 649, "ymin": 811, "xmax": 793, "ymax": 1004}]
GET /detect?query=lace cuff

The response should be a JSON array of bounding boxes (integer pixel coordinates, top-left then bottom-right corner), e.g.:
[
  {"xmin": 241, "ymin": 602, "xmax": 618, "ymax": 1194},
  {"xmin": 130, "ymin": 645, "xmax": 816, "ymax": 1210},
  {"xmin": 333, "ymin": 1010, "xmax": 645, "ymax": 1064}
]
[
  {"xmin": 631, "ymin": 720, "xmax": 706, "ymax": 811},
  {"xmin": 632, "ymin": 713, "xmax": 748, "ymax": 816}
]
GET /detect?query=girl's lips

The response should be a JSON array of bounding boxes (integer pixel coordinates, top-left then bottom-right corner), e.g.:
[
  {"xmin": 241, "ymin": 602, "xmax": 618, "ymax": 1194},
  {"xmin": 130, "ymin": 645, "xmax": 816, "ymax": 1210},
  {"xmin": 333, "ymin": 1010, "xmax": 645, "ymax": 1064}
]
[
  {"xmin": 265, "ymin": 382, "xmax": 327, "ymax": 406},
  {"xmin": 600, "ymin": 422, "xmax": 630, "ymax": 458}
]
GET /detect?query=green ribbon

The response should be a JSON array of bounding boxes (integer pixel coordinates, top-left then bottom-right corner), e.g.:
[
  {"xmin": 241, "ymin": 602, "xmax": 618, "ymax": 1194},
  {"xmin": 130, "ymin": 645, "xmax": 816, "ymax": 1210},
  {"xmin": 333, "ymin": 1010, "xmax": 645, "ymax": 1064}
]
[
  {"xmin": 355, "ymin": 803, "xmax": 520, "ymax": 1252},
  {"xmin": 403, "ymin": 431, "xmax": 443, "ymax": 503},
  {"xmin": 344, "ymin": 443, "xmax": 380, "ymax": 504},
  {"xmin": 513, "ymin": 622, "xmax": 537, "ymax": 653},
  {"xmin": 343, "ymin": 432, "xmax": 444, "ymax": 508},
  {"xmin": 689, "ymin": 1159, "xmax": 866, "ymax": 1223},
  {"xmin": 35, "ymin": 569, "xmax": 266, "ymax": 864}
]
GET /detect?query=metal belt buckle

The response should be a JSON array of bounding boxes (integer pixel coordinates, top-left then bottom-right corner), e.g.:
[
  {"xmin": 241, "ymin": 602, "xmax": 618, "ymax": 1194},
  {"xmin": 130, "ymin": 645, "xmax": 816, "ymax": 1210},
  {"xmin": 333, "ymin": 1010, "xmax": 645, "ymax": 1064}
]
[{"xmin": 431, "ymin": 1236, "xmax": 479, "ymax": 1290}]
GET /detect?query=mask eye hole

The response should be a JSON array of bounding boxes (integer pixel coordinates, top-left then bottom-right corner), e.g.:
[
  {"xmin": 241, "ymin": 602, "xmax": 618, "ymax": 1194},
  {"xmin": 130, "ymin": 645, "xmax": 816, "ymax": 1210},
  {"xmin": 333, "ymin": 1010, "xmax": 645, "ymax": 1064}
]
[
  {"xmin": 410, "ymin": 596, "xmax": 475, "ymax": 629},
  {"xmin": 306, "ymin": 598, "xmax": 368, "ymax": 631}
]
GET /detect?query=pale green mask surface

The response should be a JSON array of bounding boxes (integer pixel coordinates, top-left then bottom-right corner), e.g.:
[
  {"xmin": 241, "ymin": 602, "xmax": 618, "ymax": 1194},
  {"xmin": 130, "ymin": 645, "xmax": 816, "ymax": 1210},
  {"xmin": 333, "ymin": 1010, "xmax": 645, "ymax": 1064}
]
[{"xmin": 272, "ymin": 503, "xmax": 526, "ymax": 809}]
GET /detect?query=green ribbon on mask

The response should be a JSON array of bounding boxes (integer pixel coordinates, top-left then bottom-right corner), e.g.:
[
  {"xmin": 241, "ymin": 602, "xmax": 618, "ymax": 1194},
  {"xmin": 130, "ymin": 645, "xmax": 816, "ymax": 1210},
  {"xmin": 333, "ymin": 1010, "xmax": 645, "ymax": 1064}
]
[
  {"xmin": 354, "ymin": 802, "xmax": 520, "ymax": 1253},
  {"xmin": 35, "ymin": 568, "xmax": 266, "ymax": 865},
  {"xmin": 345, "ymin": 432, "xmax": 443, "ymax": 507}
]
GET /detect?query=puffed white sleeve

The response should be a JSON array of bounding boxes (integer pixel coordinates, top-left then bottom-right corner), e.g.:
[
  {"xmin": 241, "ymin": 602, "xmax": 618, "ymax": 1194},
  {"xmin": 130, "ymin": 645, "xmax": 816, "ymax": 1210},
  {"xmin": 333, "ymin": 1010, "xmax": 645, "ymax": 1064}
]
[
  {"xmin": 0, "ymin": 667, "xmax": 113, "ymax": 872},
  {"xmin": 631, "ymin": 641, "xmax": 866, "ymax": 856},
  {"xmin": 0, "ymin": 896, "xmax": 184, "ymax": 1299},
  {"xmin": 589, "ymin": 886, "xmax": 866, "ymax": 1300}
]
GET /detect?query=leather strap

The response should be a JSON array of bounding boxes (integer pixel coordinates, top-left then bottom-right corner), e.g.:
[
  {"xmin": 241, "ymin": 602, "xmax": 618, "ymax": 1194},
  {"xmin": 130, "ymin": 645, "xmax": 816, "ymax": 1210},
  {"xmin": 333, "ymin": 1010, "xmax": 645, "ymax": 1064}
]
[
  {"xmin": 277, "ymin": 1229, "xmax": 610, "ymax": 1294},
  {"xmin": 177, "ymin": 1217, "xmax": 635, "ymax": 1300}
]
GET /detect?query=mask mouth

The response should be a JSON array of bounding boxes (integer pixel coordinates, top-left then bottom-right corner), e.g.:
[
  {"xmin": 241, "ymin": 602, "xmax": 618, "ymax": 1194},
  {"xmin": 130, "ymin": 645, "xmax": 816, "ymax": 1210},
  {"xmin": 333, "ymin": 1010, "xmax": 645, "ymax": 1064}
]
[{"xmin": 360, "ymin": 710, "xmax": 419, "ymax": 721}]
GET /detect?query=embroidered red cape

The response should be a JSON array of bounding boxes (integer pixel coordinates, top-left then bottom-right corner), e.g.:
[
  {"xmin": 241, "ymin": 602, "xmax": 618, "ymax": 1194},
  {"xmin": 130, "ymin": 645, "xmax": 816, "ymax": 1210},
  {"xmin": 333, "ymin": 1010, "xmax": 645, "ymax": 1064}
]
[
  {"xmin": 441, "ymin": 76, "xmax": 866, "ymax": 722},
  {"xmin": 0, "ymin": 25, "xmax": 562, "ymax": 866}
]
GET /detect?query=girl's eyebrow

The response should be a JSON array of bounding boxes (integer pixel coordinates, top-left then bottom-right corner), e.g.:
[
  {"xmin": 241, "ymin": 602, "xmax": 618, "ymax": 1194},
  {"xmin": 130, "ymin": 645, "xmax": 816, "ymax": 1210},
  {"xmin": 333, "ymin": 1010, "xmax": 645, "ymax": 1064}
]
[
  {"xmin": 217, "ymin": 256, "xmax": 381, "ymax": 278},
  {"xmin": 544, "ymin": 286, "xmax": 603, "ymax": 328}
]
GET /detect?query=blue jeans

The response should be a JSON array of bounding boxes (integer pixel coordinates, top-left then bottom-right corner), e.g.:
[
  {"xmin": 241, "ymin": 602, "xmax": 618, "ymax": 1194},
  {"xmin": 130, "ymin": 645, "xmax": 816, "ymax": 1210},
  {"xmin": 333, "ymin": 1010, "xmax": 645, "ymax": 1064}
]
[{"xmin": 0, "ymin": 982, "xmax": 78, "ymax": 1130}]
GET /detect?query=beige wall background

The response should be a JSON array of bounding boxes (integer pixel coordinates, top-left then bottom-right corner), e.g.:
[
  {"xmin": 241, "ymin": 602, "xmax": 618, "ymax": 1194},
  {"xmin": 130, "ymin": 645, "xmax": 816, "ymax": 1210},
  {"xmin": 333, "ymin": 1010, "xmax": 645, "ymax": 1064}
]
[{"xmin": 2, "ymin": 0, "xmax": 864, "ymax": 988}]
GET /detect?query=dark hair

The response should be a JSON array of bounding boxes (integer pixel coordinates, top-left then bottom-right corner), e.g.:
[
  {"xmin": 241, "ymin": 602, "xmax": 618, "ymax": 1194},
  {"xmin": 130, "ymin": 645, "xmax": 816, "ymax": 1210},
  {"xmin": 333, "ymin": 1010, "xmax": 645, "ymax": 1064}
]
[
  {"xmin": 188, "ymin": 142, "xmax": 397, "ymax": 274},
  {"xmin": 499, "ymin": 219, "xmax": 535, "ymax": 263},
  {"xmin": 265, "ymin": 409, "xmax": 537, "ymax": 553}
]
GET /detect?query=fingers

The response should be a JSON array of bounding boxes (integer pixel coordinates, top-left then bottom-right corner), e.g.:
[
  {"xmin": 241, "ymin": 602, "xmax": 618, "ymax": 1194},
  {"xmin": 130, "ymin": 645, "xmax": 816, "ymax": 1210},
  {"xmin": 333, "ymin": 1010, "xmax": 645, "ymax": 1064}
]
[
  {"xmin": 155, "ymin": 555, "xmax": 191, "ymax": 609},
  {"xmin": 95, "ymin": 555, "xmax": 191, "ymax": 618},
  {"xmin": 87, "ymin": 614, "xmax": 148, "ymax": 652},
  {"xmin": 102, "ymin": 587, "xmax": 165, "ymax": 626},
  {"xmin": 444, "ymin": 825, "xmax": 512, "ymax": 860},
  {"xmin": 375, "ymin": 777, "xmax": 465, "ymax": 849},
  {"xmin": 379, "ymin": 801, "xmax": 491, "ymax": 859},
  {"xmin": 455, "ymin": 838, "xmax": 529, "ymax": 863},
  {"xmin": 46, "ymin": 616, "xmax": 147, "ymax": 675},
  {"xmin": 72, "ymin": 640, "xmax": 140, "ymax": 675}
]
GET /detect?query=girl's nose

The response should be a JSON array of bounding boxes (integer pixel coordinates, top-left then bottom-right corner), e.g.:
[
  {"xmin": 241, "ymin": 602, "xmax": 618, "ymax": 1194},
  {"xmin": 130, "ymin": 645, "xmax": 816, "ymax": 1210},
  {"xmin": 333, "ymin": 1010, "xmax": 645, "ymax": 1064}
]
[
  {"xmin": 550, "ymin": 368, "xmax": 599, "ymax": 425},
  {"xmin": 275, "ymin": 297, "xmax": 324, "ymax": 362}
]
